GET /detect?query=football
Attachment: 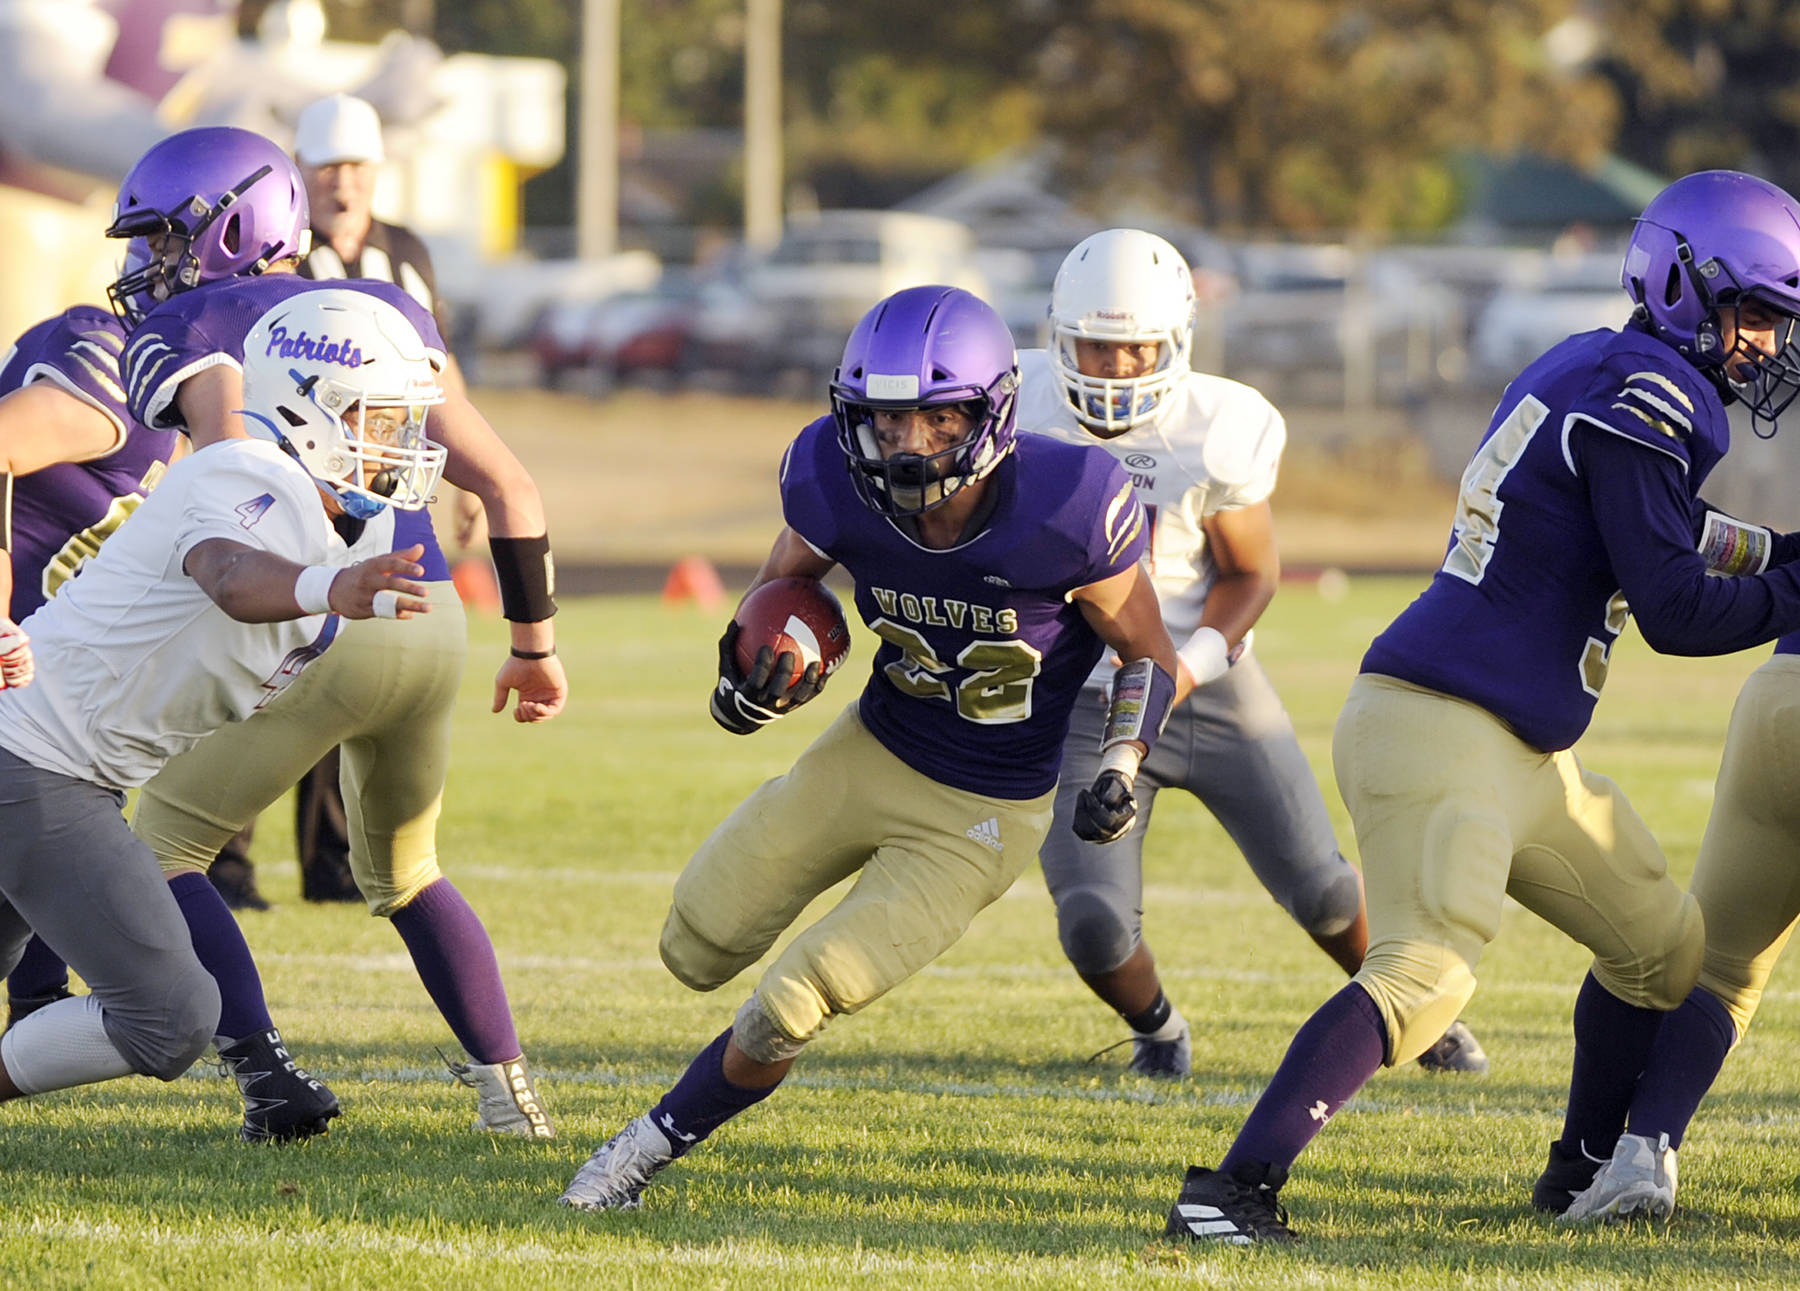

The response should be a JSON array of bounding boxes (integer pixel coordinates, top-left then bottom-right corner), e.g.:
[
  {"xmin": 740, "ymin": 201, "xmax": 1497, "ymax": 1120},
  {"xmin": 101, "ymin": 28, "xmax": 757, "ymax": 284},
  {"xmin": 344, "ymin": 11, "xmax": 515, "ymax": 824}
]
[{"xmin": 733, "ymin": 577, "xmax": 852, "ymax": 685}]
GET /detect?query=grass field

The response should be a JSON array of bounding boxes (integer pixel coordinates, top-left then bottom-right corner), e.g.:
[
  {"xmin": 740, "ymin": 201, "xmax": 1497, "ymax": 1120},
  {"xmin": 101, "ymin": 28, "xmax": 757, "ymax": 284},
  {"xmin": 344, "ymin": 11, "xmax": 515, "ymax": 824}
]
[{"xmin": 7, "ymin": 579, "xmax": 1800, "ymax": 1290}]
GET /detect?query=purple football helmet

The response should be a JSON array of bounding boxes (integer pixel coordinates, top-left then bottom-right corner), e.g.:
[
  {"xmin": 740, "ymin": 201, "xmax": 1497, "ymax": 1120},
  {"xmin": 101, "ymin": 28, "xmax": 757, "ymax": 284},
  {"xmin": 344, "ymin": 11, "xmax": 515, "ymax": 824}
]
[
  {"xmin": 104, "ymin": 127, "xmax": 311, "ymax": 326},
  {"xmin": 830, "ymin": 286, "xmax": 1020, "ymax": 517},
  {"xmin": 1623, "ymin": 169, "xmax": 1800, "ymax": 434}
]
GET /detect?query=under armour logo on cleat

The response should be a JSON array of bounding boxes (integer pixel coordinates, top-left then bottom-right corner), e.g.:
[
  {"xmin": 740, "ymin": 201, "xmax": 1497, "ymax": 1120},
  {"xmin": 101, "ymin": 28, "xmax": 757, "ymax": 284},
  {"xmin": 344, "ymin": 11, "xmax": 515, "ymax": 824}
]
[
  {"xmin": 1308, "ymin": 1099, "xmax": 1331, "ymax": 1123},
  {"xmin": 965, "ymin": 817, "xmax": 1003, "ymax": 852},
  {"xmin": 658, "ymin": 1112, "xmax": 697, "ymax": 1144}
]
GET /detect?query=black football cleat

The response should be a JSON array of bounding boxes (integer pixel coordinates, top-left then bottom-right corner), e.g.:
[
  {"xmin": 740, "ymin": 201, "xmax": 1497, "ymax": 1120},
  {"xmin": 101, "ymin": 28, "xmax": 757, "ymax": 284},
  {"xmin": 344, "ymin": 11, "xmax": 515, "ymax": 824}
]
[
  {"xmin": 1128, "ymin": 1023, "xmax": 1193, "ymax": 1079},
  {"xmin": 1532, "ymin": 1138, "xmax": 1605, "ymax": 1215},
  {"xmin": 219, "ymin": 1028, "xmax": 341, "ymax": 1143},
  {"xmin": 1165, "ymin": 1161, "xmax": 1298, "ymax": 1245},
  {"xmin": 1416, "ymin": 1019, "xmax": 1490, "ymax": 1075},
  {"xmin": 301, "ymin": 851, "xmax": 362, "ymax": 903},
  {"xmin": 208, "ymin": 857, "xmax": 271, "ymax": 911}
]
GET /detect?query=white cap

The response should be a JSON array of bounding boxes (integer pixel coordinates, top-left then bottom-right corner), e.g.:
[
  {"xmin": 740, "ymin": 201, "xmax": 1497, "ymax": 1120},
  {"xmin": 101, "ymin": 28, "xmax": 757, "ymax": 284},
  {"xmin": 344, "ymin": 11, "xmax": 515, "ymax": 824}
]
[{"xmin": 294, "ymin": 93, "xmax": 385, "ymax": 167}]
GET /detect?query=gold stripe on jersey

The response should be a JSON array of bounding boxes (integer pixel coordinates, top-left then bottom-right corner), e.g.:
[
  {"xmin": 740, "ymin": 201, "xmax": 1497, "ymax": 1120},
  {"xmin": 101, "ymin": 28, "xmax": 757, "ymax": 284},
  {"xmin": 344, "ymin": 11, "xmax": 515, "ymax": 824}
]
[{"xmin": 1104, "ymin": 481, "xmax": 1144, "ymax": 563}]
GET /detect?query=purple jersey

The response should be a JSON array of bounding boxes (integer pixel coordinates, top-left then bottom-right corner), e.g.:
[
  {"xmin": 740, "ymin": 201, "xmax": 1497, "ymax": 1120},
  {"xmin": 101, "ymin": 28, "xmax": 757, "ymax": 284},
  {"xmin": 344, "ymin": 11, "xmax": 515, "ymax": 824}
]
[
  {"xmin": 3, "ymin": 306, "xmax": 177, "ymax": 619},
  {"xmin": 782, "ymin": 416, "xmax": 1148, "ymax": 798},
  {"xmin": 1366, "ymin": 326, "xmax": 1745, "ymax": 751},
  {"xmin": 122, "ymin": 276, "xmax": 450, "ymax": 580}
]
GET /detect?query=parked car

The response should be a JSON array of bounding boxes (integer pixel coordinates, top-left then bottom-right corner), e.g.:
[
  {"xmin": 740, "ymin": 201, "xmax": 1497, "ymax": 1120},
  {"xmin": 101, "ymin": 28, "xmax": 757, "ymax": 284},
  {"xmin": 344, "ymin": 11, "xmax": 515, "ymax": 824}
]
[{"xmin": 1469, "ymin": 252, "xmax": 1629, "ymax": 379}]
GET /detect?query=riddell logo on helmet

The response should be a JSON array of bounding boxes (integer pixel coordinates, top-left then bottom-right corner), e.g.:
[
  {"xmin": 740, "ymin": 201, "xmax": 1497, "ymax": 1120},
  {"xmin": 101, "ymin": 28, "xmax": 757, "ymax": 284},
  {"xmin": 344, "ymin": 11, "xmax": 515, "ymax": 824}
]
[
  {"xmin": 265, "ymin": 325, "xmax": 365, "ymax": 368},
  {"xmin": 1095, "ymin": 310, "xmax": 1135, "ymax": 321}
]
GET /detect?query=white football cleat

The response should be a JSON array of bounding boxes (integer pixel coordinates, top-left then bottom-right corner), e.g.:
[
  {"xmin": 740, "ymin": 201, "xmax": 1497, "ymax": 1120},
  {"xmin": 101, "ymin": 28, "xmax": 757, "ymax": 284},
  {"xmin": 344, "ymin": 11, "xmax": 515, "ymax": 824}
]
[
  {"xmin": 560, "ymin": 1114, "xmax": 677, "ymax": 1211},
  {"xmin": 1561, "ymin": 1132, "xmax": 1677, "ymax": 1223},
  {"xmin": 447, "ymin": 1055, "xmax": 555, "ymax": 1139}
]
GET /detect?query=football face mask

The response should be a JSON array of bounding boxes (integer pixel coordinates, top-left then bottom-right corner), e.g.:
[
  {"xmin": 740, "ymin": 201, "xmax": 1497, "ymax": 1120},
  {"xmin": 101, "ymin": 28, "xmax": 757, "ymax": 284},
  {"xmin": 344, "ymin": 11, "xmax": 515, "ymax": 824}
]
[{"xmin": 239, "ymin": 288, "xmax": 448, "ymax": 518}]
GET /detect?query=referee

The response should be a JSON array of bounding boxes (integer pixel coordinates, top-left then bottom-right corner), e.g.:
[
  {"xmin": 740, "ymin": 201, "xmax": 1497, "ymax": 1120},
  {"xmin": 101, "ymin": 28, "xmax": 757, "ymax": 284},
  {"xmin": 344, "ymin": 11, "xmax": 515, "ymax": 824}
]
[{"xmin": 209, "ymin": 93, "xmax": 486, "ymax": 909}]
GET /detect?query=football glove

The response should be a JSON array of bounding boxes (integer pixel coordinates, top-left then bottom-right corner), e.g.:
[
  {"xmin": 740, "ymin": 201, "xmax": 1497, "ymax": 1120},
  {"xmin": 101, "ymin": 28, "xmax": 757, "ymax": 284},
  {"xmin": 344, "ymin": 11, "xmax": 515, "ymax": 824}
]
[
  {"xmin": 1072, "ymin": 767, "xmax": 1138, "ymax": 844},
  {"xmin": 0, "ymin": 617, "xmax": 32, "ymax": 690},
  {"xmin": 709, "ymin": 621, "xmax": 826, "ymax": 736}
]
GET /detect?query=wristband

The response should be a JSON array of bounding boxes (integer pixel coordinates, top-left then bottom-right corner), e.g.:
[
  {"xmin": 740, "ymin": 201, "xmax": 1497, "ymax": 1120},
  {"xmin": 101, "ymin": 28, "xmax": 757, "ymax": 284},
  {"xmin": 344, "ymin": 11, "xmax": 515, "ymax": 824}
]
[
  {"xmin": 1177, "ymin": 626, "xmax": 1231, "ymax": 686},
  {"xmin": 489, "ymin": 533, "xmax": 557, "ymax": 623},
  {"xmin": 1098, "ymin": 742, "xmax": 1143, "ymax": 781},
  {"xmin": 1099, "ymin": 657, "xmax": 1177, "ymax": 754},
  {"xmin": 510, "ymin": 647, "xmax": 556, "ymax": 660},
  {"xmin": 294, "ymin": 564, "xmax": 338, "ymax": 615}
]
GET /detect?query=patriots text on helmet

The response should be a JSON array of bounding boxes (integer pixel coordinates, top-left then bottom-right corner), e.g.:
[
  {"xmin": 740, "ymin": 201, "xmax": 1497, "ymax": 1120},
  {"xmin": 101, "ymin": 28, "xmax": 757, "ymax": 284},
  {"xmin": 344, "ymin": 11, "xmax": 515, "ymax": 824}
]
[
  {"xmin": 868, "ymin": 586, "xmax": 1019, "ymax": 635},
  {"xmin": 265, "ymin": 325, "xmax": 365, "ymax": 368}
]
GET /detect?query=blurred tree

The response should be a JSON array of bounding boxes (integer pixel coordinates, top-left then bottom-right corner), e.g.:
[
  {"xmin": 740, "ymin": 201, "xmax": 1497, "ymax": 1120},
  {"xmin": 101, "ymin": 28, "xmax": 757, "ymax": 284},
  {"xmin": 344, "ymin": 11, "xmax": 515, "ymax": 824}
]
[
  {"xmin": 1593, "ymin": 0, "xmax": 1800, "ymax": 196},
  {"xmin": 1032, "ymin": 0, "xmax": 1620, "ymax": 233}
]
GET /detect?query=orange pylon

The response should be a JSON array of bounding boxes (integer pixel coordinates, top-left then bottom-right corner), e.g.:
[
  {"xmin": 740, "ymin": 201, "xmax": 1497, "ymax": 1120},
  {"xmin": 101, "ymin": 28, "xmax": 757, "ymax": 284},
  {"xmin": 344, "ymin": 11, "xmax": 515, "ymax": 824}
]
[
  {"xmin": 451, "ymin": 558, "xmax": 502, "ymax": 615},
  {"xmin": 662, "ymin": 555, "xmax": 726, "ymax": 610}
]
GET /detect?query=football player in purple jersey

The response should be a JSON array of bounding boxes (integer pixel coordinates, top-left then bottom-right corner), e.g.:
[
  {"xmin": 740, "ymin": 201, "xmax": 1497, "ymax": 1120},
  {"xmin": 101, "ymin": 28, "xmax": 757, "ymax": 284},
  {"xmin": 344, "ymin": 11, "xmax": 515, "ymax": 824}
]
[
  {"xmin": 3, "ymin": 125, "xmax": 565, "ymax": 1143},
  {"xmin": 561, "ymin": 285, "xmax": 1188, "ymax": 1211},
  {"xmin": 1162, "ymin": 170, "xmax": 1800, "ymax": 1244},
  {"xmin": 0, "ymin": 298, "xmax": 180, "ymax": 1026}
]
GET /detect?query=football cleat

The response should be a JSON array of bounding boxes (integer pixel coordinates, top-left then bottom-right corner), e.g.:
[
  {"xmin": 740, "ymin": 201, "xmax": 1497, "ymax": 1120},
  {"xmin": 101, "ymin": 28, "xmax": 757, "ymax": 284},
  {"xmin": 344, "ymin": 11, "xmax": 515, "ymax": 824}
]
[
  {"xmin": 1129, "ymin": 1023, "xmax": 1193, "ymax": 1080},
  {"xmin": 1562, "ymin": 1132, "xmax": 1677, "ymax": 1223},
  {"xmin": 1531, "ymin": 1138, "xmax": 1604, "ymax": 1215},
  {"xmin": 447, "ymin": 1054, "xmax": 555, "ymax": 1139},
  {"xmin": 300, "ymin": 852, "xmax": 361, "ymax": 904},
  {"xmin": 1165, "ymin": 1161, "xmax": 1298, "ymax": 1245},
  {"xmin": 208, "ymin": 856, "xmax": 270, "ymax": 912},
  {"xmin": 5, "ymin": 985, "xmax": 75, "ymax": 1033},
  {"xmin": 559, "ymin": 1114, "xmax": 677, "ymax": 1212},
  {"xmin": 1415, "ymin": 1019, "xmax": 1490, "ymax": 1075},
  {"xmin": 219, "ymin": 1029, "xmax": 341, "ymax": 1143}
]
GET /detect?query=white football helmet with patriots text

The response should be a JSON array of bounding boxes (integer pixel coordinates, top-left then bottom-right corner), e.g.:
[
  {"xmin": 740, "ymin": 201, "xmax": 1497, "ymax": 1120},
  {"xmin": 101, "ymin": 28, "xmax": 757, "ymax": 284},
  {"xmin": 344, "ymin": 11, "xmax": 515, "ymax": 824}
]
[{"xmin": 240, "ymin": 288, "xmax": 447, "ymax": 519}]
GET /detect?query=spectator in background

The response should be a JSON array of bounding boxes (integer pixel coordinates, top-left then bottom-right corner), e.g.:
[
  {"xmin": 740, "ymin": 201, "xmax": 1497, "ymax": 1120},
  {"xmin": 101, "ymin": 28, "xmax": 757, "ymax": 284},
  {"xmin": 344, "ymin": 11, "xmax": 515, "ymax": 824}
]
[{"xmin": 208, "ymin": 92, "xmax": 487, "ymax": 911}]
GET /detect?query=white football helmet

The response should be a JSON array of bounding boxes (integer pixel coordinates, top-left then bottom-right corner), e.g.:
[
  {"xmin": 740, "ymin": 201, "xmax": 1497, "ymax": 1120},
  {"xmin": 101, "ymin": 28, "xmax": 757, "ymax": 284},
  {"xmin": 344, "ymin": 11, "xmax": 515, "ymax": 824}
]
[
  {"xmin": 240, "ymin": 288, "xmax": 447, "ymax": 518},
  {"xmin": 1049, "ymin": 228, "xmax": 1196, "ymax": 436}
]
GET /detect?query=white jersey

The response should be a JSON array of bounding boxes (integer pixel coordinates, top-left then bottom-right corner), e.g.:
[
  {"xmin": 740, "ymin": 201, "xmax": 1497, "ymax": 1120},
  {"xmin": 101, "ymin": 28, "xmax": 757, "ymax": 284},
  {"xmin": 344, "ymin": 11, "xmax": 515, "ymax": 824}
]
[
  {"xmin": 0, "ymin": 439, "xmax": 346, "ymax": 789},
  {"xmin": 1015, "ymin": 348, "xmax": 1285, "ymax": 669}
]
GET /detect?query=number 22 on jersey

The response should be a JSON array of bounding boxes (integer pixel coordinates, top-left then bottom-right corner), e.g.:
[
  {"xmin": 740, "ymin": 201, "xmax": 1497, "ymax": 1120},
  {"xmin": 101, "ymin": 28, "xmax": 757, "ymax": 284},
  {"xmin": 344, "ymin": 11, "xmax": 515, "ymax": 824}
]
[{"xmin": 1442, "ymin": 394, "xmax": 1550, "ymax": 585}]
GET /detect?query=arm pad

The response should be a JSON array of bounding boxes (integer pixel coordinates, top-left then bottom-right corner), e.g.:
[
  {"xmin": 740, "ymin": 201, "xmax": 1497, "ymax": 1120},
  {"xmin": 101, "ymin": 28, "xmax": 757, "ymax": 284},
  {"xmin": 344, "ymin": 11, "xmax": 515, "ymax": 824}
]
[
  {"xmin": 1100, "ymin": 657, "xmax": 1177, "ymax": 755},
  {"xmin": 489, "ymin": 533, "xmax": 557, "ymax": 622}
]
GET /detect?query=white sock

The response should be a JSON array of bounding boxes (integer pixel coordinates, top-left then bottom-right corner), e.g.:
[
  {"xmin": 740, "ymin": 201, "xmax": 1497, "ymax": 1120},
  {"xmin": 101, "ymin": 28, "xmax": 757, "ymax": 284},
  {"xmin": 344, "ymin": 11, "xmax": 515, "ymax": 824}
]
[
  {"xmin": 1143, "ymin": 1005, "xmax": 1187, "ymax": 1043},
  {"xmin": 1, "ymin": 995, "xmax": 136, "ymax": 1095}
]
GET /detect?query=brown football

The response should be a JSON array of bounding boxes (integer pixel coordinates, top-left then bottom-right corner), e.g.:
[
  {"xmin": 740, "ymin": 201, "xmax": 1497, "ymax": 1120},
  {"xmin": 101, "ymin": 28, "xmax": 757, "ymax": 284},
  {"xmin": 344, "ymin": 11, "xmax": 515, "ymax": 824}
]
[{"xmin": 733, "ymin": 577, "xmax": 852, "ymax": 685}]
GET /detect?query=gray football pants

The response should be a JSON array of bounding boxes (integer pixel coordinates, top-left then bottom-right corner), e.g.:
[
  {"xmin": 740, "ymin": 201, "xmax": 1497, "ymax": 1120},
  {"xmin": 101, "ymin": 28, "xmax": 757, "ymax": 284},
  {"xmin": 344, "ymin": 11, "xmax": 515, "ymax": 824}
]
[
  {"xmin": 1040, "ymin": 653, "xmax": 1362, "ymax": 977},
  {"xmin": 0, "ymin": 748, "xmax": 218, "ymax": 1078}
]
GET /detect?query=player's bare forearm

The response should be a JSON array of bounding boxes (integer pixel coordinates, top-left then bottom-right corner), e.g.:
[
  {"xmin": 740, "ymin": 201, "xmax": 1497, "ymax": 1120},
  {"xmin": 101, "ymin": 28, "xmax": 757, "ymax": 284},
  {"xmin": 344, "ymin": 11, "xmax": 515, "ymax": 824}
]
[
  {"xmin": 431, "ymin": 393, "xmax": 547, "ymax": 537},
  {"xmin": 1199, "ymin": 502, "xmax": 1280, "ymax": 645},
  {"xmin": 739, "ymin": 527, "xmax": 837, "ymax": 609},
  {"xmin": 185, "ymin": 538, "xmax": 430, "ymax": 622},
  {"xmin": 1074, "ymin": 565, "xmax": 1191, "ymax": 708},
  {"xmin": 173, "ymin": 365, "xmax": 251, "ymax": 449}
]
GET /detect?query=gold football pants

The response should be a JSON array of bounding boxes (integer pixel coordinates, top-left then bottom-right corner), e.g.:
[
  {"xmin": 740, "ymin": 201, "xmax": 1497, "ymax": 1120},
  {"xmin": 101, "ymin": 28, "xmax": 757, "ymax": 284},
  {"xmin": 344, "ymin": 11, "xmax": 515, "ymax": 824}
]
[
  {"xmin": 133, "ymin": 580, "xmax": 466, "ymax": 916},
  {"xmin": 1689, "ymin": 655, "xmax": 1800, "ymax": 1038},
  {"xmin": 1335, "ymin": 673, "xmax": 1703, "ymax": 1064},
  {"xmin": 660, "ymin": 703, "xmax": 1054, "ymax": 1046}
]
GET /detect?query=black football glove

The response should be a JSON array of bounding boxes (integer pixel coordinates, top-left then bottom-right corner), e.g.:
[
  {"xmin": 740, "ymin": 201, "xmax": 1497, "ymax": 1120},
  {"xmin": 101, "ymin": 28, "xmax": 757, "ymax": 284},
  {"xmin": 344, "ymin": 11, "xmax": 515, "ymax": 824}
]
[
  {"xmin": 709, "ymin": 621, "xmax": 826, "ymax": 735},
  {"xmin": 1072, "ymin": 768, "xmax": 1139, "ymax": 844}
]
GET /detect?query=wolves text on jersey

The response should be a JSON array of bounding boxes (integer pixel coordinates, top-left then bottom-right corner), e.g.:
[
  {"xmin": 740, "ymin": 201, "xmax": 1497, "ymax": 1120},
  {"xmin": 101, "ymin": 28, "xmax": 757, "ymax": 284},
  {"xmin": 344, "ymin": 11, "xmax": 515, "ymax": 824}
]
[{"xmin": 866, "ymin": 585, "xmax": 1020, "ymax": 634}]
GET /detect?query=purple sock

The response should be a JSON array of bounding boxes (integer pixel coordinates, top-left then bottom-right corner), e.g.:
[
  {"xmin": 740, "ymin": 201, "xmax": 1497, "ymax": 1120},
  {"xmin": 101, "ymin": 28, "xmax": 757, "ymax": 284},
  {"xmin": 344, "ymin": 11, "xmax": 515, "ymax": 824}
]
[
  {"xmin": 1626, "ymin": 987, "xmax": 1736, "ymax": 1149},
  {"xmin": 648, "ymin": 1027, "xmax": 781, "ymax": 1156},
  {"xmin": 1556, "ymin": 970, "xmax": 1666, "ymax": 1160},
  {"xmin": 7, "ymin": 936, "xmax": 70, "ymax": 1000},
  {"xmin": 1220, "ymin": 982, "xmax": 1388, "ymax": 1175},
  {"xmin": 389, "ymin": 878, "xmax": 520, "ymax": 1064},
  {"xmin": 169, "ymin": 872, "xmax": 272, "ymax": 1041}
]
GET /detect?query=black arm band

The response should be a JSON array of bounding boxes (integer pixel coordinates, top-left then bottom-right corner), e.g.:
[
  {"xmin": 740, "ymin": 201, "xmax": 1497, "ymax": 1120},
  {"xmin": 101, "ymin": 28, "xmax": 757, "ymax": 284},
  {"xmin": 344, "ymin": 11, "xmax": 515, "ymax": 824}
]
[
  {"xmin": 510, "ymin": 647, "xmax": 556, "ymax": 660},
  {"xmin": 489, "ymin": 533, "xmax": 557, "ymax": 622},
  {"xmin": 1, "ymin": 472, "xmax": 12, "ymax": 553}
]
